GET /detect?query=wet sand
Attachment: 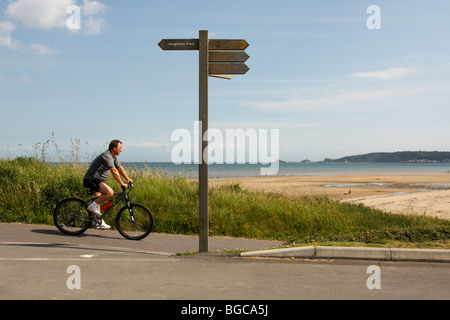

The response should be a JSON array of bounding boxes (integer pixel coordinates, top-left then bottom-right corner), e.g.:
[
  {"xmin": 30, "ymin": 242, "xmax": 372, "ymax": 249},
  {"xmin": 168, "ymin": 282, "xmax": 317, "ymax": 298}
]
[{"xmin": 210, "ymin": 172, "xmax": 450, "ymax": 220}]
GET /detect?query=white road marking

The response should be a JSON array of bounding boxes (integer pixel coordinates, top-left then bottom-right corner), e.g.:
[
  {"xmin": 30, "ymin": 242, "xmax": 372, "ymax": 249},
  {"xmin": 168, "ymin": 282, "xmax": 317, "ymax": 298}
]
[
  {"xmin": 0, "ymin": 257, "xmax": 177, "ymax": 261},
  {"xmin": 0, "ymin": 241, "xmax": 176, "ymax": 261}
]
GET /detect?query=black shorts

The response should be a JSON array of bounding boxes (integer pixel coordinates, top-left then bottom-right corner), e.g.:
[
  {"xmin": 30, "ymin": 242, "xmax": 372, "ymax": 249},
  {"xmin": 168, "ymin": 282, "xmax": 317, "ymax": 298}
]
[{"xmin": 83, "ymin": 178, "xmax": 102, "ymax": 193}]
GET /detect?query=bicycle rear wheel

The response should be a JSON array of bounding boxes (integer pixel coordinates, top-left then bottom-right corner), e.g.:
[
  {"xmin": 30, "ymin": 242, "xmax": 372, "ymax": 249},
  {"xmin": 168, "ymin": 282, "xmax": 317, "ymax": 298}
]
[
  {"xmin": 54, "ymin": 198, "xmax": 91, "ymax": 235},
  {"xmin": 116, "ymin": 203, "xmax": 153, "ymax": 240}
]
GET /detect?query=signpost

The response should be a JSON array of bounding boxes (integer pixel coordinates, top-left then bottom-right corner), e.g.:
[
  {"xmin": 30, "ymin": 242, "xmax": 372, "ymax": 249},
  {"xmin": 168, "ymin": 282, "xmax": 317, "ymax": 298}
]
[
  {"xmin": 198, "ymin": 30, "xmax": 209, "ymax": 253},
  {"xmin": 208, "ymin": 51, "xmax": 249, "ymax": 62},
  {"xmin": 209, "ymin": 63, "xmax": 250, "ymax": 75},
  {"xmin": 208, "ymin": 51, "xmax": 249, "ymax": 79},
  {"xmin": 158, "ymin": 39, "xmax": 199, "ymax": 50},
  {"xmin": 209, "ymin": 39, "xmax": 249, "ymax": 50},
  {"xmin": 159, "ymin": 30, "xmax": 250, "ymax": 252}
]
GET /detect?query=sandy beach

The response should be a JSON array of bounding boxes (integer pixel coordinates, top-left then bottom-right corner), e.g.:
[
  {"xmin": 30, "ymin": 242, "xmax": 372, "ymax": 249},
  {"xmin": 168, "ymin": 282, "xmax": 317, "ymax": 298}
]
[{"xmin": 210, "ymin": 172, "xmax": 450, "ymax": 220}]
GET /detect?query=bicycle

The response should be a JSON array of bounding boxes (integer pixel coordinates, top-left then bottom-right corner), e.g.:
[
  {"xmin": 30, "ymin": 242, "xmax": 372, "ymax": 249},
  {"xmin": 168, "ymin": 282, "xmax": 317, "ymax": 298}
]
[{"xmin": 53, "ymin": 182, "xmax": 153, "ymax": 240}]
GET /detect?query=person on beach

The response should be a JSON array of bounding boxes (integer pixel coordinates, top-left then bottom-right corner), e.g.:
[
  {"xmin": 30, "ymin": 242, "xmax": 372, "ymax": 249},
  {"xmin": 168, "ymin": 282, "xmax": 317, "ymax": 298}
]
[{"xmin": 83, "ymin": 139, "xmax": 133, "ymax": 229}]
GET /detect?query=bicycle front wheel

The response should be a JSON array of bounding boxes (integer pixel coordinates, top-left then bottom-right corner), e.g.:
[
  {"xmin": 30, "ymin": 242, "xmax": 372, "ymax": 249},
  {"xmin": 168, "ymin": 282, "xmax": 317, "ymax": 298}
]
[
  {"xmin": 116, "ymin": 203, "xmax": 153, "ymax": 240},
  {"xmin": 54, "ymin": 198, "xmax": 91, "ymax": 235}
]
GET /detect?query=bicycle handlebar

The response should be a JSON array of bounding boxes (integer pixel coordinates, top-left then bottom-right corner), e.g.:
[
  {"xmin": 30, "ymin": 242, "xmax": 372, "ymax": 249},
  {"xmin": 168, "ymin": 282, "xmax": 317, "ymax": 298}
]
[{"xmin": 121, "ymin": 181, "xmax": 134, "ymax": 191}]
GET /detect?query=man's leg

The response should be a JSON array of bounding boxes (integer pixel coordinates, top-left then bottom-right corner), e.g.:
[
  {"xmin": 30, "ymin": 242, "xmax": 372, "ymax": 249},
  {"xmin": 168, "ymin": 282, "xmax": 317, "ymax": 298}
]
[
  {"xmin": 94, "ymin": 182, "xmax": 114, "ymax": 205},
  {"xmin": 88, "ymin": 182, "xmax": 113, "ymax": 229},
  {"xmin": 88, "ymin": 182, "xmax": 113, "ymax": 216}
]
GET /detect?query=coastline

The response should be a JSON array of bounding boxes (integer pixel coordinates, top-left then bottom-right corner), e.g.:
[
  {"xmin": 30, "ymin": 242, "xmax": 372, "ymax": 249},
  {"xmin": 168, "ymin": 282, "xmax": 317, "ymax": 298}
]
[{"xmin": 210, "ymin": 171, "xmax": 450, "ymax": 220}]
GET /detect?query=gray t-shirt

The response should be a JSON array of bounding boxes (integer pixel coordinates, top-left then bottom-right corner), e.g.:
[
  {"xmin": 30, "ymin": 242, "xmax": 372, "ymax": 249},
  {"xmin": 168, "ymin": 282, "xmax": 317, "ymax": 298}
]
[{"xmin": 84, "ymin": 150, "xmax": 121, "ymax": 182}]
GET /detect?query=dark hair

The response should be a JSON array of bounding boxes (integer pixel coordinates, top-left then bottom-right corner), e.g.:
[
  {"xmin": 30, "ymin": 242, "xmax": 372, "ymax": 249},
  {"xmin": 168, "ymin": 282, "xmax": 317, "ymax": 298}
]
[{"xmin": 108, "ymin": 139, "xmax": 122, "ymax": 151}]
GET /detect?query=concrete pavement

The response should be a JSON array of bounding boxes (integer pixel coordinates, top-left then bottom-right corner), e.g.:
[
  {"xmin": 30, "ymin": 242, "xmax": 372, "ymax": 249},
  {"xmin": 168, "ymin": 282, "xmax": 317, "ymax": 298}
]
[
  {"xmin": 1, "ymin": 238, "xmax": 449, "ymax": 300},
  {"xmin": 0, "ymin": 222, "xmax": 283, "ymax": 254},
  {"xmin": 0, "ymin": 222, "xmax": 449, "ymax": 262},
  {"xmin": 0, "ymin": 223, "xmax": 449, "ymax": 301}
]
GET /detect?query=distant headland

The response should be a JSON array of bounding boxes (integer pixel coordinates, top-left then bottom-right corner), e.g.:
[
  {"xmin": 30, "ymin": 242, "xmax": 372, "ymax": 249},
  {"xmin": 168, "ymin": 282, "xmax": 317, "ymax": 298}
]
[{"xmin": 321, "ymin": 151, "xmax": 450, "ymax": 163}]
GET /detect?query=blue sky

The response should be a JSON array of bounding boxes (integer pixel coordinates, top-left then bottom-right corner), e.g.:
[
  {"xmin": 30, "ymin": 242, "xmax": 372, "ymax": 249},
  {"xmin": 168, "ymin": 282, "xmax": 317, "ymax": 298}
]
[{"xmin": 1, "ymin": 0, "xmax": 449, "ymax": 162}]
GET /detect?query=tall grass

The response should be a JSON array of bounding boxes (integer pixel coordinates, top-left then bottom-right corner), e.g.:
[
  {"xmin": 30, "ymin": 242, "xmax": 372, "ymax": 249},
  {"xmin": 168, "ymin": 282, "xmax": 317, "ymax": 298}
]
[
  {"xmin": 1, "ymin": 157, "xmax": 449, "ymax": 245},
  {"xmin": 0, "ymin": 157, "xmax": 86, "ymax": 224}
]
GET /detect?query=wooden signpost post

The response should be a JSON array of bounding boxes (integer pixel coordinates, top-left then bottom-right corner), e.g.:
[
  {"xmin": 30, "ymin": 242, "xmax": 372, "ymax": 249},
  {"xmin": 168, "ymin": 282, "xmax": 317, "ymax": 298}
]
[{"xmin": 159, "ymin": 30, "xmax": 250, "ymax": 252}]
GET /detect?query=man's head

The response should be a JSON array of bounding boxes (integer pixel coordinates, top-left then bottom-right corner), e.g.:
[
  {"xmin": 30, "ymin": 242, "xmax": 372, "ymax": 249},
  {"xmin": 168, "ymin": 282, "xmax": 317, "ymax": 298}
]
[{"xmin": 109, "ymin": 139, "xmax": 123, "ymax": 156}]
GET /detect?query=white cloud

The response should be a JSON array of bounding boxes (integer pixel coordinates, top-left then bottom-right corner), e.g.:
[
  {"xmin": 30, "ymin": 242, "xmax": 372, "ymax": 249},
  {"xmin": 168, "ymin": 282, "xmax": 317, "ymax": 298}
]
[
  {"xmin": 6, "ymin": 0, "xmax": 75, "ymax": 30},
  {"xmin": 0, "ymin": 75, "xmax": 32, "ymax": 83},
  {"xmin": 0, "ymin": 0, "xmax": 108, "ymax": 54},
  {"xmin": 241, "ymin": 78, "xmax": 450, "ymax": 113},
  {"xmin": 401, "ymin": 55, "xmax": 423, "ymax": 61},
  {"xmin": 242, "ymin": 88, "xmax": 396, "ymax": 112},
  {"xmin": 0, "ymin": 20, "xmax": 20, "ymax": 49},
  {"xmin": 83, "ymin": 16, "xmax": 106, "ymax": 35},
  {"xmin": 0, "ymin": 32, "xmax": 19, "ymax": 49},
  {"xmin": 351, "ymin": 67, "xmax": 419, "ymax": 80},
  {"xmin": 130, "ymin": 142, "xmax": 171, "ymax": 150},
  {"xmin": 0, "ymin": 20, "xmax": 56, "ymax": 53},
  {"xmin": 81, "ymin": 0, "xmax": 108, "ymax": 34},
  {"xmin": 29, "ymin": 43, "xmax": 57, "ymax": 55},
  {"xmin": 81, "ymin": 0, "xmax": 107, "ymax": 16},
  {"xmin": 0, "ymin": 20, "xmax": 16, "ymax": 33},
  {"xmin": 210, "ymin": 119, "xmax": 318, "ymax": 130},
  {"xmin": 18, "ymin": 75, "xmax": 32, "ymax": 83},
  {"xmin": 5, "ymin": 0, "xmax": 107, "ymax": 34}
]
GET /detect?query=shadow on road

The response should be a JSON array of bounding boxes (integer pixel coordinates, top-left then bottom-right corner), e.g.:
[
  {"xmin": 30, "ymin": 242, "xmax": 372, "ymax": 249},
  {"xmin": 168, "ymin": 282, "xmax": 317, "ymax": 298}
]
[{"xmin": 31, "ymin": 228, "xmax": 120, "ymax": 240}]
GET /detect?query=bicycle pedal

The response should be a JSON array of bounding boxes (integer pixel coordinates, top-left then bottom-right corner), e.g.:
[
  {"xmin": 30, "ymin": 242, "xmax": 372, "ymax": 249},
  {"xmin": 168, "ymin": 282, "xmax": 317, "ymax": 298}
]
[{"xmin": 91, "ymin": 217, "xmax": 102, "ymax": 228}]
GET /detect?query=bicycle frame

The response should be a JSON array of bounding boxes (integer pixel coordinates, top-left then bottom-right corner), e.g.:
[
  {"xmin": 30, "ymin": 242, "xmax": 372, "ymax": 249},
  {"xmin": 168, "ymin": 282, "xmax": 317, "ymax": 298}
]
[{"xmin": 89, "ymin": 188, "xmax": 132, "ymax": 218}]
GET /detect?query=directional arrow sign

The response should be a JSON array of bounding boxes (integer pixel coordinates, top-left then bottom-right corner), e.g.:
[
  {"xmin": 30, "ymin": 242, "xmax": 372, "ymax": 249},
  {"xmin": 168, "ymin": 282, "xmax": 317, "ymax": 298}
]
[
  {"xmin": 209, "ymin": 51, "xmax": 249, "ymax": 62},
  {"xmin": 158, "ymin": 39, "xmax": 199, "ymax": 50},
  {"xmin": 209, "ymin": 39, "xmax": 249, "ymax": 50},
  {"xmin": 209, "ymin": 63, "xmax": 249, "ymax": 75}
]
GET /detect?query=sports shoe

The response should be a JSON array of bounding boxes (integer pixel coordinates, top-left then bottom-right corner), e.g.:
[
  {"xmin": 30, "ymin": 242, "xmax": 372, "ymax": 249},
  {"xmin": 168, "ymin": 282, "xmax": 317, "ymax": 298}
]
[
  {"xmin": 97, "ymin": 219, "xmax": 110, "ymax": 230},
  {"xmin": 91, "ymin": 217, "xmax": 110, "ymax": 229},
  {"xmin": 87, "ymin": 201, "xmax": 102, "ymax": 217}
]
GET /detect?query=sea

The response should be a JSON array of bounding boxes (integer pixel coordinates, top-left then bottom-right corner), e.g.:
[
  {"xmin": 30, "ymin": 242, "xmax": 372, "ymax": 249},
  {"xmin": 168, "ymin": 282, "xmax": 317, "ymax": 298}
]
[{"xmin": 123, "ymin": 162, "xmax": 450, "ymax": 179}]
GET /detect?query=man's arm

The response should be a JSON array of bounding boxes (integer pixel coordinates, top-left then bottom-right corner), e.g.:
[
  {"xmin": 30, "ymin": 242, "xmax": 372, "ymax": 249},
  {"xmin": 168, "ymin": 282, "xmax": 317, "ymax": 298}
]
[
  {"xmin": 110, "ymin": 167, "xmax": 127, "ymax": 188},
  {"xmin": 118, "ymin": 166, "xmax": 133, "ymax": 184}
]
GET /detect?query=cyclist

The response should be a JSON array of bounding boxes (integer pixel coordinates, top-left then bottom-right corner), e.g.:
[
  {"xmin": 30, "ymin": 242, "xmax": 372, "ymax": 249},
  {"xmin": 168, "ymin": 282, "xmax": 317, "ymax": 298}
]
[{"xmin": 83, "ymin": 139, "xmax": 133, "ymax": 229}]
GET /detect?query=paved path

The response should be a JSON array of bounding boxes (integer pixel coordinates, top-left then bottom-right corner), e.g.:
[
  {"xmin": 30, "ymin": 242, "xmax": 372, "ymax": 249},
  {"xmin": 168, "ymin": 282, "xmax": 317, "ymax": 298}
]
[
  {"xmin": 0, "ymin": 222, "xmax": 283, "ymax": 254},
  {"xmin": 0, "ymin": 223, "xmax": 449, "ymax": 302}
]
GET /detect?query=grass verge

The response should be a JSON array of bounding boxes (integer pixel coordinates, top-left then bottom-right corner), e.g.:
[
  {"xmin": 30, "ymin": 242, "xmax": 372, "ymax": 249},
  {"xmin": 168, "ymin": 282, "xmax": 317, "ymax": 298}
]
[{"xmin": 0, "ymin": 158, "xmax": 448, "ymax": 248}]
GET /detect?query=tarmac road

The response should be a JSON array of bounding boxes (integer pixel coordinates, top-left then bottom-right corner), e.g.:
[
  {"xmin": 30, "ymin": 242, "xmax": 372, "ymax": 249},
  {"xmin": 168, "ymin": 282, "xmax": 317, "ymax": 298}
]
[{"xmin": 0, "ymin": 223, "xmax": 449, "ymax": 303}]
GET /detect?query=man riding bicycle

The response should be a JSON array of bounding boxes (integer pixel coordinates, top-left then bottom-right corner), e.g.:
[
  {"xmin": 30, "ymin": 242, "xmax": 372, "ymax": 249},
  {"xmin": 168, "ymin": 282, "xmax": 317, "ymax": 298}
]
[{"xmin": 83, "ymin": 139, "xmax": 133, "ymax": 229}]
